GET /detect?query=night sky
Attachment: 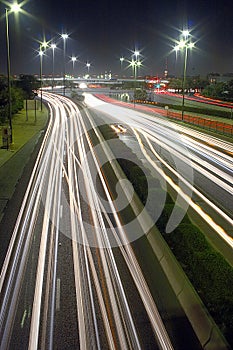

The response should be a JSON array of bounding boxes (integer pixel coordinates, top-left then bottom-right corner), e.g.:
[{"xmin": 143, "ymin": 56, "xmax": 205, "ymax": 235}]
[{"xmin": 0, "ymin": 0, "xmax": 232, "ymax": 77}]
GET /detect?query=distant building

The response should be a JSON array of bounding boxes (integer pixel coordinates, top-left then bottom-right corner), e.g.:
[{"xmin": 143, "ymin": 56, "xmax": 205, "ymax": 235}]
[{"xmin": 207, "ymin": 73, "xmax": 233, "ymax": 83}]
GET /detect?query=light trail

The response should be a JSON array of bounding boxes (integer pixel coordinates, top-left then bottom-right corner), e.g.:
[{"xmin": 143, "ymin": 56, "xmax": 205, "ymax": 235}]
[
  {"xmin": 2, "ymin": 91, "xmax": 232, "ymax": 350},
  {"xmin": 133, "ymin": 128, "xmax": 233, "ymax": 249},
  {"xmin": 84, "ymin": 93, "xmax": 233, "ymax": 234}
]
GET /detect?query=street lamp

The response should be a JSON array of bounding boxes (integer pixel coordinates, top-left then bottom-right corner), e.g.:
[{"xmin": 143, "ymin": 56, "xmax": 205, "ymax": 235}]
[
  {"xmin": 132, "ymin": 50, "xmax": 141, "ymax": 80},
  {"xmin": 86, "ymin": 62, "xmax": 90, "ymax": 76},
  {"xmin": 5, "ymin": 2, "xmax": 22, "ymax": 144},
  {"xmin": 51, "ymin": 43, "xmax": 56, "ymax": 89},
  {"xmin": 61, "ymin": 33, "xmax": 68, "ymax": 95},
  {"xmin": 71, "ymin": 56, "xmax": 77, "ymax": 75},
  {"xmin": 175, "ymin": 29, "xmax": 195, "ymax": 120},
  {"xmin": 39, "ymin": 47, "xmax": 44, "ymax": 111},
  {"xmin": 134, "ymin": 50, "xmax": 139, "ymax": 60},
  {"xmin": 120, "ymin": 57, "xmax": 124, "ymax": 75},
  {"xmin": 38, "ymin": 40, "xmax": 49, "ymax": 111}
]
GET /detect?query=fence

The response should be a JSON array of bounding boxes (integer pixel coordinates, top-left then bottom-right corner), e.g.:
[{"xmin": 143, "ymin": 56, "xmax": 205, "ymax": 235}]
[{"xmin": 134, "ymin": 99, "xmax": 233, "ymax": 137}]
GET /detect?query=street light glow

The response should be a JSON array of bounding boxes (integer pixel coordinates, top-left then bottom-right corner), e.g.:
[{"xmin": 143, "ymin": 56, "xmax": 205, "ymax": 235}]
[
  {"xmin": 178, "ymin": 39, "xmax": 186, "ymax": 49},
  {"xmin": 41, "ymin": 40, "xmax": 49, "ymax": 49},
  {"xmin": 188, "ymin": 42, "xmax": 195, "ymax": 49},
  {"xmin": 130, "ymin": 59, "xmax": 135, "ymax": 67},
  {"xmin": 173, "ymin": 28, "xmax": 196, "ymax": 120},
  {"xmin": 10, "ymin": 2, "xmax": 21, "ymax": 12},
  {"xmin": 61, "ymin": 33, "xmax": 68, "ymax": 40},
  {"xmin": 51, "ymin": 43, "xmax": 56, "ymax": 49},
  {"xmin": 182, "ymin": 29, "xmax": 190, "ymax": 37},
  {"xmin": 61, "ymin": 33, "xmax": 69, "ymax": 95},
  {"xmin": 5, "ymin": 1, "xmax": 25, "ymax": 144}
]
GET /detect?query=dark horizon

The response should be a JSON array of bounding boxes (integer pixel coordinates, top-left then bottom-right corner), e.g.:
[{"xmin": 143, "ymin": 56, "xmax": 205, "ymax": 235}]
[{"xmin": 0, "ymin": 0, "xmax": 232, "ymax": 77}]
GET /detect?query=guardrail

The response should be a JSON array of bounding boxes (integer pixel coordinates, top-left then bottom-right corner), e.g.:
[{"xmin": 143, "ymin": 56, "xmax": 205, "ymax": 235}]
[{"xmin": 134, "ymin": 100, "xmax": 233, "ymax": 137}]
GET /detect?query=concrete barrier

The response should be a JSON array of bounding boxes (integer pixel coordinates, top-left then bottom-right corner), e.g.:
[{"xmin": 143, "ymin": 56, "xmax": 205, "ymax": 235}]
[{"xmin": 147, "ymin": 226, "xmax": 230, "ymax": 349}]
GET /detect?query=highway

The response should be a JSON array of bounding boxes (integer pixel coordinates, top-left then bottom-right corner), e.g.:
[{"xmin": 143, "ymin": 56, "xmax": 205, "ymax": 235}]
[
  {"xmin": 151, "ymin": 91, "xmax": 233, "ymax": 114},
  {"xmin": 0, "ymin": 91, "xmax": 232, "ymax": 349},
  {"xmin": 84, "ymin": 93, "xmax": 233, "ymax": 252},
  {"xmin": 0, "ymin": 92, "xmax": 176, "ymax": 349}
]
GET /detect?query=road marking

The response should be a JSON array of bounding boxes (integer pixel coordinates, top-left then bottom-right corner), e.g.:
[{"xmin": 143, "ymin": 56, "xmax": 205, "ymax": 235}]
[
  {"xmin": 60, "ymin": 205, "xmax": 63, "ymax": 218},
  {"xmin": 56, "ymin": 278, "xmax": 61, "ymax": 311},
  {"xmin": 21, "ymin": 309, "xmax": 27, "ymax": 328}
]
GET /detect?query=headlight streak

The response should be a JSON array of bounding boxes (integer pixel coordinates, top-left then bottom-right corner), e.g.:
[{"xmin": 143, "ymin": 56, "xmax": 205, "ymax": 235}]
[
  {"xmin": 6, "ymin": 90, "xmax": 233, "ymax": 350},
  {"xmin": 72, "ymin": 105, "xmax": 137, "ymax": 350},
  {"xmin": 182, "ymin": 134, "xmax": 233, "ymax": 174},
  {"xmin": 0, "ymin": 102, "xmax": 61, "ymax": 348},
  {"xmin": 137, "ymin": 127, "xmax": 233, "ymax": 202},
  {"xmin": 66, "ymin": 103, "xmax": 140, "ymax": 349},
  {"xmin": 36, "ymin": 93, "xmax": 156, "ymax": 349},
  {"xmin": 55, "ymin": 94, "xmax": 173, "ymax": 343},
  {"xmin": 29, "ymin": 95, "xmax": 67, "ymax": 350},
  {"xmin": 84, "ymin": 93, "xmax": 233, "ymax": 222},
  {"xmin": 150, "ymin": 128, "xmax": 233, "ymax": 189},
  {"xmin": 76, "ymin": 107, "xmax": 174, "ymax": 349},
  {"xmin": 0, "ymin": 101, "xmax": 53, "ymax": 292},
  {"xmin": 133, "ymin": 128, "xmax": 233, "ymax": 249}
]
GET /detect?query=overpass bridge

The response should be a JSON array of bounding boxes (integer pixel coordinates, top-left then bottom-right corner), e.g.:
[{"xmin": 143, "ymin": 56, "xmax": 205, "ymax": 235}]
[{"xmin": 40, "ymin": 76, "xmax": 148, "ymax": 86}]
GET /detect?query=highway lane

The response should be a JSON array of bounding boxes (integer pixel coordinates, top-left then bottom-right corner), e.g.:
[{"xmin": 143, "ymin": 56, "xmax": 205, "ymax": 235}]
[
  {"xmin": 84, "ymin": 93, "xmax": 233, "ymax": 250},
  {"xmin": 0, "ymin": 92, "xmax": 176, "ymax": 349},
  {"xmin": 1, "ymin": 91, "xmax": 231, "ymax": 349},
  {"xmin": 152, "ymin": 91, "xmax": 233, "ymax": 114}
]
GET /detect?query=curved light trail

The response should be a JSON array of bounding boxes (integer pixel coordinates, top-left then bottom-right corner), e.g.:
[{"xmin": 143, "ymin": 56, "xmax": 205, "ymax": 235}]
[{"xmin": 0, "ymin": 92, "xmax": 174, "ymax": 350}]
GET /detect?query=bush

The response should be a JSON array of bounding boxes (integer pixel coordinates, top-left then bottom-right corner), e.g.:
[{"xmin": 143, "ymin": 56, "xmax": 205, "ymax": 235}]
[
  {"xmin": 172, "ymin": 224, "xmax": 208, "ymax": 252},
  {"xmin": 164, "ymin": 222, "xmax": 233, "ymax": 346}
]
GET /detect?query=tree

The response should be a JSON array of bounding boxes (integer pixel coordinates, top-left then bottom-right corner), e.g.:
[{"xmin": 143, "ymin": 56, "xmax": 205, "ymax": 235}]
[
  {"xmin": 0, "ymin": 75, "xmax": 24, "ymax": 124},
  {"xmin": 16, "ymin": 75, "xmax": 39, "ymax": 120},
  {"xmin": 0, "ymin": 76, "xmax": 8, "ymax": 122},
  {"xmin": 202, "ymin": 82, "xmax": 227, "ymax": 99},
  {"xmin": 167, "ymin": 78, "xmax": 183, "ymax": 92},
  {"xmin": 16, "ymin": 74, "xmax": 40, "ymax": 99},
  {"xmin": 134, "ymin": 88, "xmax": 147, "ymax": 100}
]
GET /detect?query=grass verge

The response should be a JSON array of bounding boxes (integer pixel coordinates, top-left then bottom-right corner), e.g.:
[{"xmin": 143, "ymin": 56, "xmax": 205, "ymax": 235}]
[{"xmin": 0, "ymin": 102, "xmax": 48, "ymax": 167}]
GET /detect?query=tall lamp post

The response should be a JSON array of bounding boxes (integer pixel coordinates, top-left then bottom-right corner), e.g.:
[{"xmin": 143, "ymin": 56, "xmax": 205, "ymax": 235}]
[
  {"xmin": 61, "ymin": 33, "xmax": 68, "ymax": 95},
  {"xmin": 5, "ymin": 2, "xmax": 21, "ymax": 144},
  {"xmin": 71, "ymin": 56, "xmax": 77, "ymax": 75},
  {"xmin": 51, "ymin": 43, "xmax": 56, "ymax": 90},
  {"xmin": 134, "ymin": 50, "xmax": 139, "ymax": 80},
  {"xmin": 86, "ymin": 62, "xmax": 90, "ymax": 77},
  {"xmin": 38, "ymin": 40, "xmax": 48, "ymax": 111},
  {"xmin": 129, "ymin": 50, "xmax": 142, "ymax": 107},
  {"xmin": 39, "ymin": 47, "xmax": 44, "ymax": 111},
  {"xmin": 174, "ymin": 30, "xmax": 195, "ymax": 120},
  {"xmin": 120, "ymin": 57, "xmax": 124, "ymax": 76}
]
